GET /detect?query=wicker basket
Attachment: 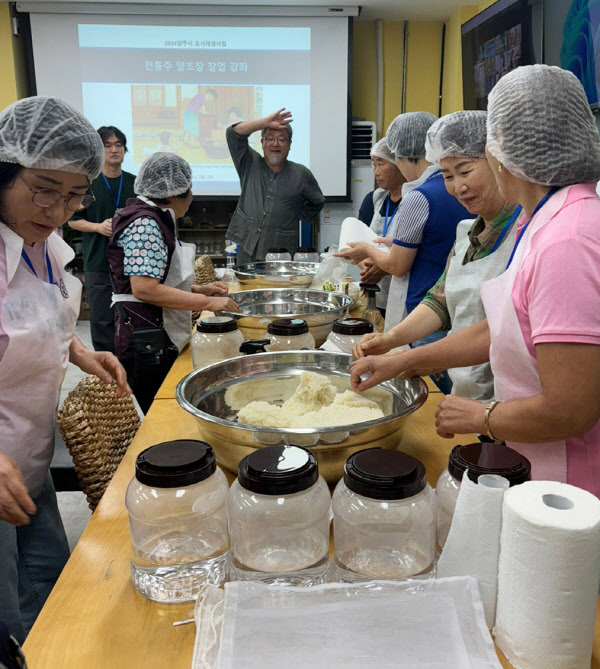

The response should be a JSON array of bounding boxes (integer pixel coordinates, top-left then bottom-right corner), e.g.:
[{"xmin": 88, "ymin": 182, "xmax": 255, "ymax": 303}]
[
  {"xmin": 192, "ymin": 255, "xmax": 217, "ymax": 325},
  {"xmin": 57, "ymin": 375, "xmax": 141, "ymax": 511}
]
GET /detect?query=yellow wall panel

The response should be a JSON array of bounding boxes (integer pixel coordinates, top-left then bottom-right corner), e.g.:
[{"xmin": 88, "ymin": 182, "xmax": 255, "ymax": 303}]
[
  {"xmin": 405, "ymin": 21, "xmax": 443, "ymax": 116},
  {"xmin": 352, "ymin": 20, "xmax": 378, "ymax": 128},
  {"xmin": 381, "ymin": 21, "xmax": 405, "ymax": 133},
  {"xmin": 0, "ymin": 2, "xmax": 18, "ymax": 110}
]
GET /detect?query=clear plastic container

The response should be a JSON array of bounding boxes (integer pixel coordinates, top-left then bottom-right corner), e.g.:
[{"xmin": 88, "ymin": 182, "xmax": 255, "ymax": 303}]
[
  {"xmin": 436, "ymin": 442, "xmax": 531, "ymax": 551},
  {"xmin": 265, "ymin": 318, "xmax": 315, "ymax": 351},
  {"xmin": 325, "ymin": 318, "xmax": 374, "ymax": 354},
  {"xmin": 332, "ymin": 448, "xmax": 437, "ymax": 582},
  {"xmin": 228, "ymin": 445, "xmax": 332, "ymax": 586},
  {"xmin": 293, "ymin": 246, "xmax": 320, "ymax": 263},
  {"xmin": 265, "ymin": 247, "xmax": 292, "ymax": 261},
  {"xmin": 192, "ymin": 316, "xmax": 244, "ymax": 369},
  {"xmin": 125, "ymin": 440, "xmax": 230, "ymax": 601}
]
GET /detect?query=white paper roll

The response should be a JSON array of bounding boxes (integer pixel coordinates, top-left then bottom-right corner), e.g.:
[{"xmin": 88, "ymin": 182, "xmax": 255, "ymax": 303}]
[
  {"xmin": 437, "ymin": 471, "xmax": 509, "ymax": 627},
  {"xmin": 338, "ymin": 217, "xmax": 391, "ymax": 258},
  {"xmin": 494, "ymin": 481, "xmax": 600, "ymax": 669}
]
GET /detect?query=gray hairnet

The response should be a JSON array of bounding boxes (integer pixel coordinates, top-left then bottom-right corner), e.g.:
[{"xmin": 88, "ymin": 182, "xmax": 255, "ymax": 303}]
[
  {"xmin": 487, "ymin": 65, "xmax": 600, "ymax": 186},
  {"xmin": 386, "ymin": 112, "xmax": 438, "ymax": 159},
  {"xmin": 425, "ymin": 110, "xmax": 487, "ymax": 164},
  {"xmin": 0, "ymin": 96, "xmax": 103, "ymax": 179},
  {"xmin": 370, "ymin": 137, "xmax": 395, "ymax": 164},
  {"xmin": 134, "ymin": 152, "xmax": 192, "ymax": 199}
]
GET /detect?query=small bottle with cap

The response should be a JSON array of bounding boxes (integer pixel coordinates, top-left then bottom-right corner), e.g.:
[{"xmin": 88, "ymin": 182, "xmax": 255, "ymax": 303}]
[
  {"xmin": 265, "ymin": 247, "xmax": 292, "ymax": 262},
  {"xmin": 324, "ymin": 318, "xmax": 374, "ymax": 354},
  {"xmin": 192, "ymin": 316, "xmax": 244, "ymax": 369},
  {"xmin": 435, "ymin": 442, "xmax": 531, "ymax": 550},
  {"xmin": 125, "ymin": 440, "xmax": 230, "ymax": 601},
  {"xmin": 265, "ymin": 318, "xmax": 315, "ymax": 351},
  {"xmin": 332, "ymin": 448, "xmax": 437, "ymax": 581},
  {"xmin": 293, "ymin": 246, "xmax": 320, "ymax": 263},
  {"xmin": 227, "ymin": 445, "xmax": 332, "ymax": 586},
  {"xmin": 360, "ymin": 283, "xmax": 385, "ymax": 333}
]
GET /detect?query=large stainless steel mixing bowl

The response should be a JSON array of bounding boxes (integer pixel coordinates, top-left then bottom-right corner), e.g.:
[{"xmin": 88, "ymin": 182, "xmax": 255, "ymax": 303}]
[
  {"xmin": 217, "ymin": 288, "xmax": 354, "ymax": 345},
  {"xmin": 233, "ymin": 261, "xmax": 320, "ymax": 289},
  {"xmin": 176, "ymin": 351, "xmax": 428, "ymax": 483}
]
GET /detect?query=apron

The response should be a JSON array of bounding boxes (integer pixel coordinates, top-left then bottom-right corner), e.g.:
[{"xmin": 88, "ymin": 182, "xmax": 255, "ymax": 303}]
[
  {"xmin": 369, "ymin": 189, "xmax": 394, "ymax": 310},
  {"xmin": 0, "ymin": 226, "xmax": 81, "ymax": 494},
  {"xmin": 445, "ymin": 215, "xmax": 518, "ymax": 402},
  {"xmin": 112, "ymin": 238, "xmax": 196, "ymax": 353},
  {"xmin": 480, "ymin": 188, "xmax": 571, "ymax": 483}
]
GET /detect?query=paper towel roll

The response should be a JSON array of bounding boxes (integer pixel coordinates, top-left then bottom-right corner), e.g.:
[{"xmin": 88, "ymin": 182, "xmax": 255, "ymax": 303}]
[
  {"xmin": 338, "ymin": 217, "xmax": 391, "ymax": 258},
  {"xmin": 494, "ymin": 481, "xmax": 600, "ymax": 669},
  {"xmin": 437, "ymin": 471, "xmax": 509, "ymax": 627}
]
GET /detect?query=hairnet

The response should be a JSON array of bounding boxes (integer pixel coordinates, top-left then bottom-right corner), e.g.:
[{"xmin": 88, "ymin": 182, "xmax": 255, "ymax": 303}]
[
  {"xmin": 0, "ymin": 96, "xmax": 103, "ymax": 179},
  {"xmin": 386, "ymin": 112, "xmax": 438, "ymax": 159},
  {"xmin": 134, "ymin": 152, "xmax": 192, "ymax": 198},
  {"xmin": 487, "ymin": 64, "xmax": 600, "ymax": 186},
  {"xmin": 370, "ymin": 137, "xmax": 395, "ymax": 164},
  {"xmin": 425, "ymin": 110, "xmax": 487, "ymax": 164}
]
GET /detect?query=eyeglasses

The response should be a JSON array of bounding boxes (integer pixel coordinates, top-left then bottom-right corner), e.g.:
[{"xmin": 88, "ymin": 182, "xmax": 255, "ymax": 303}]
[
  {"xmin": 19, "ymin": 174, "xmax": 95, "ymax": 212},
  {"xmin": 263, "ymin": 137, "xmax": 289, "ymax": 146}
]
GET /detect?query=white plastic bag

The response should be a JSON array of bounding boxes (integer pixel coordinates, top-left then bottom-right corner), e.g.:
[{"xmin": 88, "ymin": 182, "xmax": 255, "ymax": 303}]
[{"xmin": 310, "ymin": 245, "xmax": 348, "ymax": 291}]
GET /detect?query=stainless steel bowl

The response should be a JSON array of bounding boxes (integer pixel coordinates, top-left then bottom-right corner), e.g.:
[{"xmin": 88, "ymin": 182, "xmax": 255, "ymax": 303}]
[
  {"xmin": 217, "ymin": 288, "xmax": 355, "ymax": 345},
  {"xmin": 176, "ymin": 351, "xmax": 428, "ymax": 483},
  {"xmin": 233, "ymin": 261, "xmax": 320, "ymax": 289}
]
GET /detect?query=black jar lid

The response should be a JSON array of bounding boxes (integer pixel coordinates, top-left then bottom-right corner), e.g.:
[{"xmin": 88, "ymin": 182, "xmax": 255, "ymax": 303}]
[
  {"xmin": 447, "ymin": 442, "xmax": 531, "ymax": 485},
  {"xmin": 197, "ymin": 316, "xmax": 238, "ymax": 334},
  {"xmin": 135, "ymin": 440, "xmax": 216, "ymax": 488},
  {"xmin": 267, "ymin": 247, "xmax": 289, "ymax": 254},
  {"xmin": 238, "ymin": 445, "xmax": 319, "ymax": 495},
  {"xmin": 296, "ymin": 246, "xmax": 317, "ymax": 253},
  {"xmin": 267, "ymin": 318, "xmax": 309, "ymax": 336},
  {"xmin": 344, "ymin": 448, "xmax": 426, "ymax": 500},
  {"xmin": 332, "ymin": 318, "xmax": 374, "ymax": 336}
]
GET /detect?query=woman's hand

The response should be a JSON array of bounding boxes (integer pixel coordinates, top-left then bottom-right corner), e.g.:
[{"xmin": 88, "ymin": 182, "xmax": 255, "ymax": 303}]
[
  {"xmin": 208, "ymin": 296, "xmax": 240, "ymax": 312},
  {"xmin": 352, "ymin": 332, "xmax": 394, "ymax": 359},
  {"xmin": 333, "ymin": 242, "xmax": 370, "ymax": 264},
  {"xmin": 69, "ymin": 338, "xmax": 131, "ymax": 397},
  {"xmin": 373, "ymin": 237, "xmax": 394, "ymax": 248},
  {"xmin": 191, "ymin": 282, "xmax": 228, "ymax": 297},
  {"xmin": 0, "ymin": 451, "xmax": 36, "ymax": 526},
  {"xmin": 435, "ymin": 395, "xmax": 485, "ymax": 439},
  {"xmin": 350, "ymin": 353, "xmax": 409, "ymax": 391},
  {"xmin": 359, "ymin": 259, "xmax": 387, "ymax": 284}
]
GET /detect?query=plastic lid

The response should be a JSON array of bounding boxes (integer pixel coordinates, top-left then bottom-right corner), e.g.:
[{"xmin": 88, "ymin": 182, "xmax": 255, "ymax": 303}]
[
  {"xmin": 344, "ymin": 448, "xmax": 426, "ymax": 500},
  {"xmin": 197, "ymin": 316, "xmax": 238, "ymax": 333},
  {"xmin": 135, "ymin": 440, "xmax": 216, "ymax": 488},
  {"xmin": 239, "ymin": 338, "xmax": 270, "ymax": 354},
  {"xmin": 296, "ymin": 246, "xmax": 317, "ymax": 253},
  {"xmin": 267, "ymin": 318, "xmax": 309, "ymax": 336},
  {"xmin": 267, "ymin": 247, "xmax": 289, "ymax": 254},
  {"xmin": 332, "ymin": 318, "xmax": 374, "ymax": 336},
  {"xmin": 447, "ymin": 442, "xmax": 532, "ymax": 485},
  {"xmin": 237, "ymin": 445, "xmax": 319, "ymax": 495}
]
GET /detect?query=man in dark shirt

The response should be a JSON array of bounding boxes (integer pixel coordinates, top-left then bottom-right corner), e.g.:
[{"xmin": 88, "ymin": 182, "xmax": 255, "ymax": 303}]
[
  {"xmin": 225, "ymin": 108, "xmax": 325, "ymax": 263},
  {"xmin": 69, "ymin": 126, "xmax": 136, "ymax": 352}
]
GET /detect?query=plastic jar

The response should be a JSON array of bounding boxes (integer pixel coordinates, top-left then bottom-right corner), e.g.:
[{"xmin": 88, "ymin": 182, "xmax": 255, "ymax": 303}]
[
  {"xmin": 265, "ymin": 318, "xmax": 315, "ymax": 351},
  {"xmin": 265, "ymin": 247, "xmax": 292, "ymax": 261},
  {"xmin": 436, "ymin": 442, "xmax": 531, "ymax": 550},
  {"xmin": 332, "ymin": 448, "xmax": 436, "ymax": 581},
  {"xmin": 192, "ymin": 316, "xmax": 244, "ymax": 369},
  {"xmin": 227, "ymin": 445, "xmax": 332, "ymax": 586},
  {"xmin": 125, "ymin": 440, "xmax": 230, "ymax": 601},
  {"xmin": 293, "ymin": 246, "xmax": 320, "ymax": 263},
  {"xmin": 325, "ymin": 318, "xmax": 374, "ymax": 354}
]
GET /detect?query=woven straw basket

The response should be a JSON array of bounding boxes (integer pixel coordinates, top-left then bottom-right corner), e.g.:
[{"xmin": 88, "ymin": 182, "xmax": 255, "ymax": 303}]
[{"xmin": 192, "ymin": 255, "xmax": 217, "ymax": 325}]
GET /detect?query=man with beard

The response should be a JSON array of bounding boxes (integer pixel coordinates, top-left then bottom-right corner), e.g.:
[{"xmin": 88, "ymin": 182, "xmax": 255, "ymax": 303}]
[{"xmin": 225, "ymin": 108, "xmax": 324, "ymax": 263}]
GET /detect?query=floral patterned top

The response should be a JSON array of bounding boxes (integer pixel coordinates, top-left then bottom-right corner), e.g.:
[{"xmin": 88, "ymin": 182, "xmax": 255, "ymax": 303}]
[{"xmin": 116, "ymin": 216, "xmax": 169, "ymax": 280}]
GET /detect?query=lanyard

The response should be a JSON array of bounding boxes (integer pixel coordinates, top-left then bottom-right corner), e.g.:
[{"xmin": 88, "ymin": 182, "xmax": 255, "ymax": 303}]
[
  {"xmin": 102, "ymin": 172, "xmax": 123, "ymax": 211},
  {"xmin": 490, "ymin": 205, "xmax": 522, "ymax": 254},
  {"xmin": 382, "ymin": 196, "xmax": 398, "ymax": 238},
  {"xmin": 21, "ymin": 243, "xmax": 54, "ymax": 284},
  {"xmin": 505, "ymin": 188, "xmax": 558, "ymax": 269}
]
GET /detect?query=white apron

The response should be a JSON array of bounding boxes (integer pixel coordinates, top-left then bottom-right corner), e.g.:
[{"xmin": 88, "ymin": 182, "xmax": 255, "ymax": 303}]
[
  {"xmin": 112, "ymin": 238, "xmax": 196, "ymax": 353},
  {"xmin": 445, "ymin": 215, "xmax": 518, "ymax": 401},
  {"xmin": 0, "ymin": 226, "xmax": 81, "ymax": 494},
  {"xmin": 369, "ymin": 189, "xmax": 394, "ymax": 310},
  {"xmin": 480, "ymin": 188, "xmax": 570, "ymax": 482}
]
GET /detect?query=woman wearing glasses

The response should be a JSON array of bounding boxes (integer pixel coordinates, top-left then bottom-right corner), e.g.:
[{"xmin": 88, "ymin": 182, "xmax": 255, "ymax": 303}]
[{"xmin": 0, "ymin": 96, "xmax": 129, "ymax": 643}]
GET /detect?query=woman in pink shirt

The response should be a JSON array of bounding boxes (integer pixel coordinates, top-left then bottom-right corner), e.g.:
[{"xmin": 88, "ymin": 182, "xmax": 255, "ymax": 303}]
[{"xmin": 351, "ymin": 65, "xmax": 600, "ymax": 497}]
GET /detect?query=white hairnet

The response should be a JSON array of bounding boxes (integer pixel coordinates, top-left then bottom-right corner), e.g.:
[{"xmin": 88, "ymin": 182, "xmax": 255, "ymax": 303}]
[
  {"xmin": 370, "ymin": 137, "xmax": 395, "ymax": 164},
  {"xmin": 487, "ymin": 65, "xmax": 600, "ymax": 186},
  {"xmin": 386, "ymin": 112, "xmax": 438, "ymax": 159},
  {"xmin": 425, "ymin": 110, "xmax": 487, "ymax": 164},
  {"xmin": 0, "ymin": 96, "xmax": 103, "ymax": 179},
  {"xmin": 134, "ymin": 152, "xmax": 192, "ymax": 198}
]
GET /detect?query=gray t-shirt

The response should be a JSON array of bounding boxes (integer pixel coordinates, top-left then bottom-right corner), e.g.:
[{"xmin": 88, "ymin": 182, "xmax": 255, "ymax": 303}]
[{"xmin": 225, "ymin": 126, "xmax": 325, "ymax": 262}]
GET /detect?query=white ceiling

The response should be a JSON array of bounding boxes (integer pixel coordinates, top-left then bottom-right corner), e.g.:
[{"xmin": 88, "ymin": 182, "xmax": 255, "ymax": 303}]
[{"xmin": 18, "ymin": 0, "xmax": 481, "ymax": 22}]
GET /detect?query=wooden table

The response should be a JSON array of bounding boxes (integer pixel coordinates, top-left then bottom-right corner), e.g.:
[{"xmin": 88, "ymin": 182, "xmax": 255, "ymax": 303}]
[{"xmin": 23, "ymin": 348, "xmax": 600, "ymax": 668}]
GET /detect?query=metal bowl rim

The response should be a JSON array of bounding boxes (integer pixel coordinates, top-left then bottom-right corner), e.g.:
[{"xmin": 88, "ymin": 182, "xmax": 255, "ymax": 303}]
[
  {"xmin": 233, "ymin": 260, "xmax": 320, "ymax": 280},
  {"xmin": 175, "ymin": 350, "xmax": 428, "ymax": 434}
]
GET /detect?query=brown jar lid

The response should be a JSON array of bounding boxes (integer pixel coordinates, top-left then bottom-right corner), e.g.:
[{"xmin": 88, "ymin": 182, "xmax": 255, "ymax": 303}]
[{"xmin": 448, "ymin": 442, "xmax": 531, "ymax": 485}]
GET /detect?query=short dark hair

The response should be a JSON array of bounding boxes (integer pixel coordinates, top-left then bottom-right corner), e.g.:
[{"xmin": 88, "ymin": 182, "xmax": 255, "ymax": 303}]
[
  {"xmin": 152, "ymin": 188, "xmax": 191, "ymax": 205},
  {"xmin": 261, "ymin": 125, "xmax": 293, "ymax": 142},
  {"xmin": 0, "ymin": 162, "xmax": 23, "ymax": 222},
  {"xmin": 97, "ymin": 126, "xmax": 128, "ymax": 153}
]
